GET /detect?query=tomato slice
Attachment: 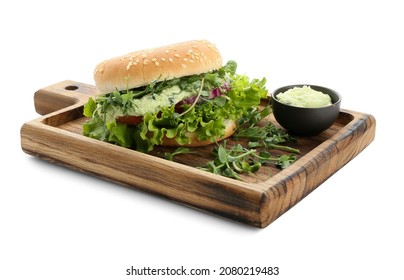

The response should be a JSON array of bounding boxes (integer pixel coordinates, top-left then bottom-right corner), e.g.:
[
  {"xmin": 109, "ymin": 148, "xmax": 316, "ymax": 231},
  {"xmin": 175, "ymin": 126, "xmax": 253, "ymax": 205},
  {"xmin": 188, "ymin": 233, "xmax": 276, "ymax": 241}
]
[{"xmin": 116, "ymin": 115, "xmax": 143, "ymax": 125}]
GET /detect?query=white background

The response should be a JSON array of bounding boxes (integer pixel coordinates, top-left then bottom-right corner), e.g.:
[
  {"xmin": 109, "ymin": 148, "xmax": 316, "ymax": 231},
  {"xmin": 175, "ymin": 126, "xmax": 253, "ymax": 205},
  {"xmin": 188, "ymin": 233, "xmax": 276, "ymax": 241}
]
[{"xmin": 2, "ymin": 0, "xmax": 403, "ymax": 279}]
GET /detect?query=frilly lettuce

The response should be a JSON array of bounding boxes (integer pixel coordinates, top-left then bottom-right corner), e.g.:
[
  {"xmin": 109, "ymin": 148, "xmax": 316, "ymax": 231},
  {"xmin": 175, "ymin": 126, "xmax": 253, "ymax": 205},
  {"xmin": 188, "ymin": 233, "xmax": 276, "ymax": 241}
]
[{"xmin": 83, "ymin": 61, "xmax": 268, "ymax": 152}]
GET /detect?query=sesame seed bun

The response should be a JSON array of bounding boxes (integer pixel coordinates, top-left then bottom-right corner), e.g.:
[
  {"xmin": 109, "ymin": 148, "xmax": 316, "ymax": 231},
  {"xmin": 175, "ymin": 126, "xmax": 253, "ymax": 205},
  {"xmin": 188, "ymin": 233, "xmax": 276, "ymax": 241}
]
[{"xmin": 94, "ymin": 40, "xmax": 223, "ymax": 94}]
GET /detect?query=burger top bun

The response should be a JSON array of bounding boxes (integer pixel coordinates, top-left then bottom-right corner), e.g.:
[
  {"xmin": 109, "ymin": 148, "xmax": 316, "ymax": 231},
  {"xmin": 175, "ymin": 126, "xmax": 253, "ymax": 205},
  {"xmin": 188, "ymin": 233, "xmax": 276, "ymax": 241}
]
[{"xmin": 94, "ymin": 40, "xmax": 223, "ymax": 94}]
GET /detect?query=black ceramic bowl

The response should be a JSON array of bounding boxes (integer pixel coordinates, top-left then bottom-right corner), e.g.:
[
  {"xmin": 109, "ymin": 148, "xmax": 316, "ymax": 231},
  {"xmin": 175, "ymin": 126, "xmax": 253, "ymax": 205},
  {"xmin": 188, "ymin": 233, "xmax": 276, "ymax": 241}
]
[{"xmin": 271, "ymin": 84, "xmax": 341, "ymax": 135}]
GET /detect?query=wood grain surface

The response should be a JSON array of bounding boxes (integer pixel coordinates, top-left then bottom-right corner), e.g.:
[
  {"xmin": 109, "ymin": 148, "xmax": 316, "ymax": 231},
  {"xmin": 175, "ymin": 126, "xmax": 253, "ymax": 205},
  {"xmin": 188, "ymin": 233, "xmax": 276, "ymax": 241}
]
[{"xmin": 21, "ymin": 81, "xmax": 376, "ymax": 228}]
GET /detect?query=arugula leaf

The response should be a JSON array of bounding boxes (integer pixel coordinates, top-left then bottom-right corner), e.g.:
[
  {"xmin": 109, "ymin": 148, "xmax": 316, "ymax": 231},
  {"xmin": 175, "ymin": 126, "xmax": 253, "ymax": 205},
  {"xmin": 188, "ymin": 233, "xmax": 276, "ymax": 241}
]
[
  {"xmin": 163, "ymin": 147, "xmax": 195, "ymax": 161},
  {"xmin": 217, "ymin": 145, "xmax": 228, "ymax": 163},
  {"xmin": 237, "ymin": 106, "xmax": 270, "ymax": 128},
  {"xmin": 277, "ymin": 154, "xmax": 297, "ymax": 169}
]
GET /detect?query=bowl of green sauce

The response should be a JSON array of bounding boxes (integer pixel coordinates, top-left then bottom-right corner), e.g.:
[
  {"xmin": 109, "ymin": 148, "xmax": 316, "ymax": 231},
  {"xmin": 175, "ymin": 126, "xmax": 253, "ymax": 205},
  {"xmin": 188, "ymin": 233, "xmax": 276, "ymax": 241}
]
[{"xmin": 271, "ymin": 84, "xmax": 341, "ymax": 135}]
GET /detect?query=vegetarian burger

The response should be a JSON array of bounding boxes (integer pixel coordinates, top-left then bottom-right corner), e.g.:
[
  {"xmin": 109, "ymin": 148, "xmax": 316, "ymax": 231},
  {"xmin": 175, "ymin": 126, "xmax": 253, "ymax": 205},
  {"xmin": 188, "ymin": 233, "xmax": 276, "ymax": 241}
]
[{"xmin": 83, "ymin": 40, "xmax": 268, "ymax": 152}]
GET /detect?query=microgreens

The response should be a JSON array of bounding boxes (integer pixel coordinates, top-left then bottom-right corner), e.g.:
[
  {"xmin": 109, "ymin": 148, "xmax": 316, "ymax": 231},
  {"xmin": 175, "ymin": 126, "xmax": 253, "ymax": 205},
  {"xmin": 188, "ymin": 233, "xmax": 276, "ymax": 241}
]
[
  {"xmin": 188, "ymin": 106, "xmax": 299, "ymax": 180},
  {"xmin": 199, "ymin": 141, "xmax": 297, "ymax": 180},
  {"xmin": 235, "ymin": 108, "xmax": 300, "ymax": 154}
]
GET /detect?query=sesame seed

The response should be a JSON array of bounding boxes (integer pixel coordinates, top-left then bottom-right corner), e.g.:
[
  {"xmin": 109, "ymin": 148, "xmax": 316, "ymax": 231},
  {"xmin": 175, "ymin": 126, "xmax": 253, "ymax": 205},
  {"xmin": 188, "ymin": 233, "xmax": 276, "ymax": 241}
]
[
  {"xmin": 161, "ymin": 58, "xmax": 166, "ymax": 62},
  {"xmin": 151, "ymin": 58, "xmax": 157, "ymax": 61},
  {"xmin": 165, "ymin": 50, "xmax": 169, "ymax": 54},
  {"xmin": 174, "ymin": 54, "xmax": 180, "ymax": 58},
  {"xmin": 183, "ymin": 58, "xmax": 188, "ymax": 61},
  {"xmin": 189, "ymin": 60, "xmax": 194, "ymax": 63},
  {"xmin": 168, "ymin": 58, "xmax": 173, "ymax": 62},
  {"xmin": 181, "ymin": 64, "xmax": 186, "ymax": 68},
  {"xmin": 155, "ymin": 61, "xmax": 159, "ymax": 66},
  {"xmin": 126, "ymin": 61, "xmax": 133, "ymax": 70},
  {"xmin": 143, "ymin": 59, "xmax": 149, "ymax": 65}
]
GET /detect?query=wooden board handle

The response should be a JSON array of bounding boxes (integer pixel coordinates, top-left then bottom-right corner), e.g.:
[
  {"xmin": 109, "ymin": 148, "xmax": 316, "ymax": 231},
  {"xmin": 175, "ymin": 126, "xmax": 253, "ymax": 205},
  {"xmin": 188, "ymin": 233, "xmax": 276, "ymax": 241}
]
[{"xmin": 34, "ymin": 80, "xmax": 98, "ymax": 115}]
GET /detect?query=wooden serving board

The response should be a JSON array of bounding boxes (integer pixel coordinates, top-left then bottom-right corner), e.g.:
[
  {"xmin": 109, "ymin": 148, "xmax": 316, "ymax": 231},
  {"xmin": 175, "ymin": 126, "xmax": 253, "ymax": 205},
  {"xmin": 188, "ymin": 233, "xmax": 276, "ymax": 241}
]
[{"xmin": 21, "ymin": 80, "xmax": 376, "ymax": 228}]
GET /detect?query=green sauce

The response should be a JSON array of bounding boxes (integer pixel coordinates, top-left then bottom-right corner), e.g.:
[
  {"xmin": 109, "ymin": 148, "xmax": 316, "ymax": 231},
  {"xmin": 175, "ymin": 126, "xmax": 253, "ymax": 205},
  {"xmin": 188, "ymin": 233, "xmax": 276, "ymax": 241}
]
[
  {"xmin": 103, "ymin": 85, "xmax": 195, "ymax": 122},
  {"xmin": 276, "ymin": 86, "xmax": 332, "ymax": 108}
]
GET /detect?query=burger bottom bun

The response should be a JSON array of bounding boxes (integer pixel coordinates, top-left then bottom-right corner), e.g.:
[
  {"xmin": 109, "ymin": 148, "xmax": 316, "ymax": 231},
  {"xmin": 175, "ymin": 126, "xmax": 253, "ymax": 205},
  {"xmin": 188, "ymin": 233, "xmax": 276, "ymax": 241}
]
[{"xmin": 161, "ymin": 120, "xmax": 237, "ymax": 147}]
